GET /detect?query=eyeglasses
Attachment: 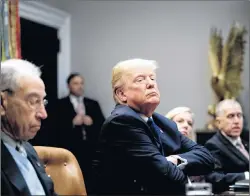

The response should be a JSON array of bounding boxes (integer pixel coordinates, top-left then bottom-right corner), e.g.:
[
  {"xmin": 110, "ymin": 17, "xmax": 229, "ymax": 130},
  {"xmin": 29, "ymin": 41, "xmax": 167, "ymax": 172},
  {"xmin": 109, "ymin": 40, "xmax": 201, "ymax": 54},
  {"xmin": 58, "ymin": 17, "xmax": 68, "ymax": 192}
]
[
  {"xmin": 2, "ymin": 88, "xmax": 48, "ymax": 111},
  {"xmin": 28, "ymin": 98, "xmax": 48, "ymax": 111}
]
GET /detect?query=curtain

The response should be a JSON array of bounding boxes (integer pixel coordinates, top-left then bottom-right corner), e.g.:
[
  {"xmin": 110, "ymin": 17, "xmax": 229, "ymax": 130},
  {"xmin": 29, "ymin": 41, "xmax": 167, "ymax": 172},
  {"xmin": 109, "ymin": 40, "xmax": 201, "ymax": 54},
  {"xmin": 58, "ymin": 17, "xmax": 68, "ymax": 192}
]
[{"xmin": 1, "ymin": 0, "xmax": 21, "ymax": 61}]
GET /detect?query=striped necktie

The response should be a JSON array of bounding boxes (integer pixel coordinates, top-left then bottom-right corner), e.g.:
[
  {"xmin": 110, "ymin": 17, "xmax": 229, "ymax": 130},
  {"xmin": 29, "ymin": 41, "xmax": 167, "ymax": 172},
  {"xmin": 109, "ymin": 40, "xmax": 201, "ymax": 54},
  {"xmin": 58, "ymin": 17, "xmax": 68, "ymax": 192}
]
[{"xmin": 236, "ymin": 141, "xmax": 249, "ymax": 160}]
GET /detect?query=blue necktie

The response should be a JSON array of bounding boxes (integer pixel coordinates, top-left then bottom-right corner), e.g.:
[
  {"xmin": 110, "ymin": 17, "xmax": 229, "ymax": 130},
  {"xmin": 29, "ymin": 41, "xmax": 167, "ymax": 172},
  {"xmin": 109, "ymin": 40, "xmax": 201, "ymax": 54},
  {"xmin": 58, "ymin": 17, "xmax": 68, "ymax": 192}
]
[{"xmin": 147, "ymin": 118, "xmax": 164, "ymax": 155}]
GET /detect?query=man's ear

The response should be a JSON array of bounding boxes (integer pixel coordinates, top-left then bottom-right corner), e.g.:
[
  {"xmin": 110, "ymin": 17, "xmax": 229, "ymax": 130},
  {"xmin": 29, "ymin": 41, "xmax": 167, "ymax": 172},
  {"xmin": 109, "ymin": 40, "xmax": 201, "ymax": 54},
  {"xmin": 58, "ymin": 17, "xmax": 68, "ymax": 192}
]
[
  {"xmin": 0, "ymin": 92, "xmax": 7, "ymax": 116},
  {"xmin": 115, "ymin": 88, "xmax": 127, "ymax": 103}
]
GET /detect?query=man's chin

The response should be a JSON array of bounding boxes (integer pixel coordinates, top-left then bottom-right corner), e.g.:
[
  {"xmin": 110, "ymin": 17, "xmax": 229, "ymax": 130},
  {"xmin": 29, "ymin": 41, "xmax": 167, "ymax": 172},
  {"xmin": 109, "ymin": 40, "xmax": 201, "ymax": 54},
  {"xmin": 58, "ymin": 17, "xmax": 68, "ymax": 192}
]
[
  {"xmin": 29, "ymin": 127, "xmax": 40, "ymax": 136},
  {"xmin": 148, "ymin": 96, "xmax": 160, "ymax": 104},
  {"xmin": 230, "ymin": 131, "xmax": 242, "ymax": 137}
]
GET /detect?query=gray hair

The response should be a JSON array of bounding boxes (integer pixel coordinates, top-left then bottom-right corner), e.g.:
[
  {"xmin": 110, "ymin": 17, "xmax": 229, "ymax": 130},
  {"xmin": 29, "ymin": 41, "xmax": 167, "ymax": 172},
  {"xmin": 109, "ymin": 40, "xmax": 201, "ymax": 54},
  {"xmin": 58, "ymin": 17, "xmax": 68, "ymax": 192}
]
[
  {"xmin": 112, "ymin": 58, "xmax": 159, "ymax": 104},
  {"xmin": 0, "ymin": 59, "xmax": 41, "ymax": 92},
  {"xmin": 215, "ymin": 99, "xmax": 242, "ymax": 117}
]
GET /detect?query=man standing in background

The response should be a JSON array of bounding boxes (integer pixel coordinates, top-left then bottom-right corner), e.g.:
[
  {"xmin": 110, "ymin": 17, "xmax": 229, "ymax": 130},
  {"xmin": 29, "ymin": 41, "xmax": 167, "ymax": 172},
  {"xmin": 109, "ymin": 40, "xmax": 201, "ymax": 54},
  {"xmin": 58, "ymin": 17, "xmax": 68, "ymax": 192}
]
[{"xmin": 57, "ymin": 73, "xmax": 105, "ymax": 192}]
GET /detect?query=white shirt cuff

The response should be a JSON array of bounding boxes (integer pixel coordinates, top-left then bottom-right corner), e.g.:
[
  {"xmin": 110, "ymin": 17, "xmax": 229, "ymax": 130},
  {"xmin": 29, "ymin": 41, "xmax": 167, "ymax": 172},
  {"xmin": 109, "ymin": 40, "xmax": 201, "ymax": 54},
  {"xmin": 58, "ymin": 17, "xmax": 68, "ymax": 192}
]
[
  {"xmin": 166, "ymin": 155, "xmax": 188, "ymax": 169},
  {"xmin": 244, "ymin": 171, "xmax": 249, "ymax": 179},
  {"xmin": 175, "ymin": 155, "xmax": 188, "ymax": 169}
]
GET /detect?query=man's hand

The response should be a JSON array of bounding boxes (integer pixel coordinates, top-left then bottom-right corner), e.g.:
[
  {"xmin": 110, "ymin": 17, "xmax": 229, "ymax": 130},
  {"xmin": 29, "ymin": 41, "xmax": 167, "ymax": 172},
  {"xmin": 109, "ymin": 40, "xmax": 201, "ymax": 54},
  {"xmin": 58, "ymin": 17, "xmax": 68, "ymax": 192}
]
[
  {"xmin": 73, "ymin": 114, "xmax": 84, "ymax": 126},
  {"xmin": 82, "ymin": 115, "xmax": 93, "ymax": 126},
  {"xmin": 166, "ymin": 155, "xmax": 178, "ymax": 165}
]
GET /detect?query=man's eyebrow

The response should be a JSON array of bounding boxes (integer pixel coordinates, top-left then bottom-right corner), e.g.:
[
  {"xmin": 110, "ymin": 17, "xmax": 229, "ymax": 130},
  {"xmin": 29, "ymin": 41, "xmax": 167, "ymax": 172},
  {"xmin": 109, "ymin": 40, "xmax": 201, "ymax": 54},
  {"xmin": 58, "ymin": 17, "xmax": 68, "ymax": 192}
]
[
  {"xmin": 25, "ymin": 92, "xmax": 46, "ymax": 99},
  {"xmin": 135, "ymin": 74, "xmax": 145, "ymax": 77}
]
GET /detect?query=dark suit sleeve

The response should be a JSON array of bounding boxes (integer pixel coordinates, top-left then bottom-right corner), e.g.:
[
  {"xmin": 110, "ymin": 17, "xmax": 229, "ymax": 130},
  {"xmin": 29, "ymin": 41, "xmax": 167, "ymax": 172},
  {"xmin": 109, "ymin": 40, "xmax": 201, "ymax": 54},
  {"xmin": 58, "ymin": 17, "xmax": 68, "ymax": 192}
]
[
  {"xmin": 205, "ymin": 141, "xmax": 223, "ymax": 162},
  {"xmin": 103, "ymin": 116, "xmax": 188, "ymax": 185},
  {"xmin": 176, "ymin": 135, "xmax": 215, "ymax": 175},
  {"xmin": 204, "ymin": 141, "xmax": 246, "ymax": 192},
  {"xmin": 206, "ymin": 158, "xmax": 245, "ymax": 193},
  {"xmin": 1, "ymin": 170, "xmax": 16, "ymax": 196},
  {"xmin": 205, "ymin": 171, "xmax": 245, "ymax": 193}
]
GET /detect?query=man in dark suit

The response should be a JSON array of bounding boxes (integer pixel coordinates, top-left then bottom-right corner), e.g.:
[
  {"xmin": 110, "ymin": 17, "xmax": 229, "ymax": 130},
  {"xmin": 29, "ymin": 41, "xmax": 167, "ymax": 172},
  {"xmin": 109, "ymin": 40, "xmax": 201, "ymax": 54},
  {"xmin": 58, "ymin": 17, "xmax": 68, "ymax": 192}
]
[
  {"xmin": 94, "ymin": 59, "xmax": 215, "ymax": 195},
  {"xmin": 165, "ymin": 106, "xmax": 247, "ymax": 193},
  {"xmin": 57, "ymin": 73, "xmax": 105, "ymax": 192},
  {"xmin": 205, "ymin": 99, "xmax": 249, "ymax": 182},
  {"xmin": 1, "ymin": 59, "xmax": 56, "ymax": 196}
]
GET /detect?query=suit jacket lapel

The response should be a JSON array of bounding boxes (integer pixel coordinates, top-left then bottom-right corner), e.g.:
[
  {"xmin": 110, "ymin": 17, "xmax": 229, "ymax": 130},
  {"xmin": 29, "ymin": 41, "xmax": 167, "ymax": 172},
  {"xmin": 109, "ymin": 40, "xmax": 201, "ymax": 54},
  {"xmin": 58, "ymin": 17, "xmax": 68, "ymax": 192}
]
[
  {"xmin": 242, "ymin": 140, "xmax": 249, "ymax": 152},
  {"xmin": 120, "ymin": 105, "xmax": 162, "ymax": 150},
  {"xmin": 131, "ymin": 111, "xmax": 164, "ymax": 154},
  {"xmin": 24, "ymin": 144, "xmax": 53, "ymax": 196},
  {"xmin": 153, "ymin": 113, "xmax": 181, "ymax": 154},
  {"xmin": 1, "ymin": 141, "xmax": 31, "ymax": 195},
  {"xmin": 66, "ymin": 96, "xmax": 77, "ymax": 115},
  {"xmin": 218, "ymin": 132, "xmax": 249, "ymax": 164},
  {"xmin": 83, "ymin": 98, "xmax": 89, "ymax": 114},
  {"xmin": 114, "ymin": 105, "xmax": 164, "ymax": 154}
]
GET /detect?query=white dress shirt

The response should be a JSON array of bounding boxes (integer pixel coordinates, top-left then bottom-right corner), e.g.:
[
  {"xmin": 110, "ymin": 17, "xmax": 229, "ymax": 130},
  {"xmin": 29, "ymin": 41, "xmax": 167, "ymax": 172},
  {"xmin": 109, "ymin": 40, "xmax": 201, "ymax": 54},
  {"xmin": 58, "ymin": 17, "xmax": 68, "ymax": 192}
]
[
  {"xmin": 1, "ymin": 131, "xmax": 46, "ymax": 195},
  {"xmin": 69, "ymin": 94, "xmax": 85, "ymax": 115}
]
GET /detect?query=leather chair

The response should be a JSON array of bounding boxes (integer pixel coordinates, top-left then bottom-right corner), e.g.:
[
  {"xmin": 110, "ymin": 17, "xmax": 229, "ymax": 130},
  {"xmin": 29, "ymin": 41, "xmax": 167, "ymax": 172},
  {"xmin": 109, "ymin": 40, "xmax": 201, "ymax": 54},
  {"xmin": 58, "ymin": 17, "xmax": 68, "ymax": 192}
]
[{"xmin": 34, "ymin": 146, "xmax": 87, "ymax": 195}]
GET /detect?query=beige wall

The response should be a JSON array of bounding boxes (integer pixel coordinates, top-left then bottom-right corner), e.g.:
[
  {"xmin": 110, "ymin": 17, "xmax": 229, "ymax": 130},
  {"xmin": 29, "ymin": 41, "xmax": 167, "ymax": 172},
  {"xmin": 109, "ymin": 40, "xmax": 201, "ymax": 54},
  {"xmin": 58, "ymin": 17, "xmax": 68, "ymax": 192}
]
[{"xmin": 43, "ymin": 0, "xmax": 250, "ymax": 130}]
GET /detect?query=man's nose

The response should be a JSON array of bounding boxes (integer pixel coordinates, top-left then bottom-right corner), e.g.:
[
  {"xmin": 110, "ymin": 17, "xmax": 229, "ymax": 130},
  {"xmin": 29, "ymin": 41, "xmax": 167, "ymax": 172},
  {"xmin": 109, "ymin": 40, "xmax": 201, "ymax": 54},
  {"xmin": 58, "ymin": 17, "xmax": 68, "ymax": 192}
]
[
  {"xmin": 36, "ymin": 105, "xmax": 48, "ymax": 119},
  {"xmin": 233, "ymin": 116, "xmax": 240, "ymax": 123},
  {"xmin": 146, "ymin": 78, "xmax": 155, "ymax": 88}
]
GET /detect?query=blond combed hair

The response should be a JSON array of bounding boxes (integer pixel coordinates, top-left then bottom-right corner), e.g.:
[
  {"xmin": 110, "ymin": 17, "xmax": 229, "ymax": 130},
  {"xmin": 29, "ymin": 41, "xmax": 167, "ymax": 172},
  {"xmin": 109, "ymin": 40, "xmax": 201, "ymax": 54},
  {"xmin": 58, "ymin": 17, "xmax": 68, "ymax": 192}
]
[
  {"xmin": 166, "ymin": 106, "xmax": 194, "ymax": 121},
  {"xmin": 111, "ymin": 58, "xmax": 158, "ymax": 104}
]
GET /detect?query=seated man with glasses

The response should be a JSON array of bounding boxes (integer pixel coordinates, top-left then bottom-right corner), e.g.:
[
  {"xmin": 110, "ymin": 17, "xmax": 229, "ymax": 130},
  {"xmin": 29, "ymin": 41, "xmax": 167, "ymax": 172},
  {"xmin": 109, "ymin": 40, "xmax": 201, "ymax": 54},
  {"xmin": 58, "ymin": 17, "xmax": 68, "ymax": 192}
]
[{"xmin": 1, "ymin": 59, "xmax": 57, "ymax": 196}]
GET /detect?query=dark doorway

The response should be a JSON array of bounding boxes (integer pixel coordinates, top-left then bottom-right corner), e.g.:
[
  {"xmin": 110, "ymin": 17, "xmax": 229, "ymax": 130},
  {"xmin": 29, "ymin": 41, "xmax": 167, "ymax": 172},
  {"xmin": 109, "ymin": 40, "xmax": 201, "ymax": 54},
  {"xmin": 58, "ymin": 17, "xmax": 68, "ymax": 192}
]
[{"xmin": 20, "ymin": 17, "xmax": 60, "ymax": 146}]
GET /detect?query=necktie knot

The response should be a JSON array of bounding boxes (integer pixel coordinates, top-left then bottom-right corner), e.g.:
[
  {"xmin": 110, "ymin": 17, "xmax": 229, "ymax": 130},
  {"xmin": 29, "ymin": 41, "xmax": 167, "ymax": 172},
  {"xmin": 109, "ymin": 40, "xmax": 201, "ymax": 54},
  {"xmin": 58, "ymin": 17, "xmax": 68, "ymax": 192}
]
[
  {"xmin": 15, "ymin": 141, "xmax": 22, "ymax": 151},
  {"xmin": 15, "ymin": 141, "xmax": 26, "ymax": 157},
  {"xmin": 15, "ymin": 145, "xmax": 20, "ymax": 151},
  {"xmin": 235, "ymin": 141, "xmax": 243, "ymax": 148},
  {"xmin": 147, "ymin": 118, "xmax": 153, "ymax": 126},
  {"xmin": 147, "ymin": 118, "xmax": 161, "ymax": 135}
]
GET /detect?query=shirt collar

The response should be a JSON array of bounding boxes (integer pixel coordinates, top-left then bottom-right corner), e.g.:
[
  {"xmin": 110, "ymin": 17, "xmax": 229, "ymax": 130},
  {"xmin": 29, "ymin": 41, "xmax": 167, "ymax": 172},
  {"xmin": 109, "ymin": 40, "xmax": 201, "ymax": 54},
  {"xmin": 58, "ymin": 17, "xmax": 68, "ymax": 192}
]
[
  {"xmin": 69, "ymin": 94, "xmax": 84, "ymax": 102},
  {"xmin": 221, "ymin": 131, "xmax": 241, "ymax": 146},
  {"xmin": 1, "ymin": 131, "xmax": 22, "ymax": 149},
  {"xmin": 140, "ymin": 114, "xmax": 151, "ymax": 122}
]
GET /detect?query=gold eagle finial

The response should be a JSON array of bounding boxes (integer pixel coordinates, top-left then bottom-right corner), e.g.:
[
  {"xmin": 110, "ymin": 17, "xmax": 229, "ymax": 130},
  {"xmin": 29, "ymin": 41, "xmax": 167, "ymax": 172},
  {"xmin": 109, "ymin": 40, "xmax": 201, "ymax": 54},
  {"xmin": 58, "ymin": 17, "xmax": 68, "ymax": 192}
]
[{"xmin": 207, "ymin": 22, "xmax": 247, "ymax": 130}]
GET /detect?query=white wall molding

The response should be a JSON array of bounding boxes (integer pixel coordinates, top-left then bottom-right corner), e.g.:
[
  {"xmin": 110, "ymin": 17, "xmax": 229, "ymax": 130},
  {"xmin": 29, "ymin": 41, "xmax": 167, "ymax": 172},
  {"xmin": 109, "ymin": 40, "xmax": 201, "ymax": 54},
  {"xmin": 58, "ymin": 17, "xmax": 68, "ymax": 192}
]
[{"xmin": 19, "ymin": 1, "xmax": 71, "ymax": 98}]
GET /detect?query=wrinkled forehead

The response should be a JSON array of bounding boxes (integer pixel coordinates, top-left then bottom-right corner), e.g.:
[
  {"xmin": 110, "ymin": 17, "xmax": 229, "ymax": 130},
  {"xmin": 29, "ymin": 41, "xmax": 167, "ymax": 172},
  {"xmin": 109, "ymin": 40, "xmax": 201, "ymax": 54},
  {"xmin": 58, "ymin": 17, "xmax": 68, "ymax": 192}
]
[
  {"xmin": 223, "ymin": 105, "xmax": 242, "ymax": 116},
  {"xmin": 17, "ymin": 76, "xmax": 46, "ymax": 98}
]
